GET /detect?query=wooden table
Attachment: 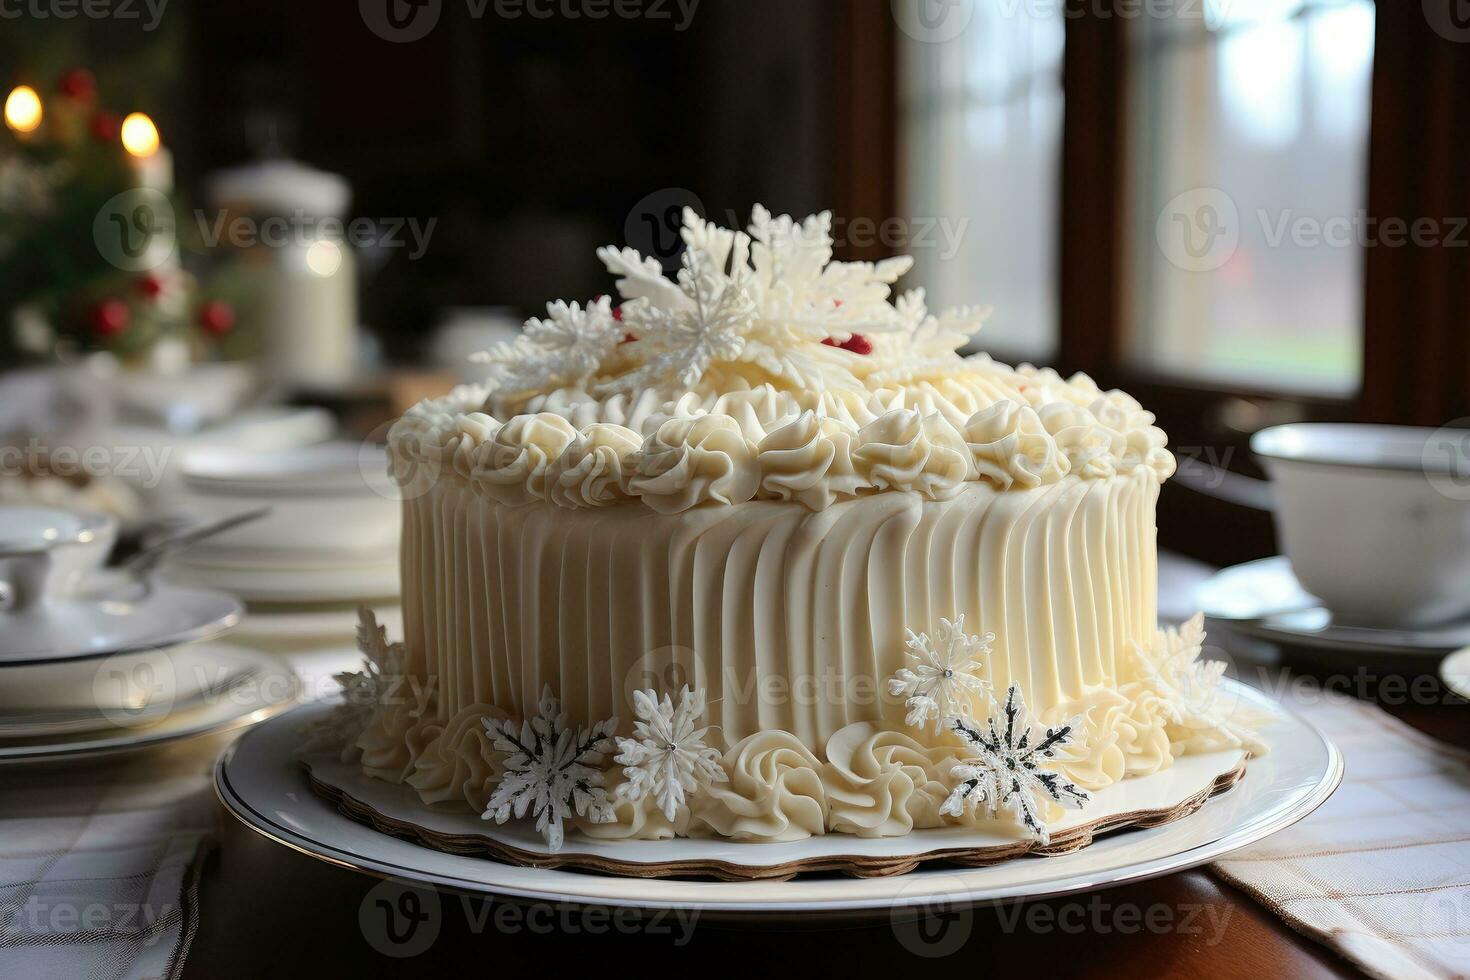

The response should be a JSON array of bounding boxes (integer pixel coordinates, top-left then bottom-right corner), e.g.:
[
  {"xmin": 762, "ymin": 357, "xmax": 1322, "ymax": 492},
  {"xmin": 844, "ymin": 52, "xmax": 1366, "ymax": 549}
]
[{"xmin": 181, "ymin": 659, "xmax": 1468, "ymax": 978}]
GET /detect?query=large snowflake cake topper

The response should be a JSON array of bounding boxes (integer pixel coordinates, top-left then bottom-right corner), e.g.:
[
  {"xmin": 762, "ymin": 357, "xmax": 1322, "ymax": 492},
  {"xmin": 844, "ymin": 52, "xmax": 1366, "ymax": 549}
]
[
  {"xmin": 613, "ymin": 685, "xmax": 727, "ymax": 822},
  {"xmin": 481, "ymin": 686, "xmax": 619, "ymax": 850},
  {"xmin": 300, "ymin": 608, "xmax": 406, "ymax": 760},
  {"xmin": 1133, "ymin": 613, "xmax": 1267, "ymax": 755},
  {"xmin": 478, "ymin": 203, "xmax": 987, "ymax": 406},
  {"xmin": 888, "ymin": 615, "xmax": 994, "ymax": 732},
  {"xmin": 939, "ymin": 683, "xmax": 1089, "ymax": 845}
]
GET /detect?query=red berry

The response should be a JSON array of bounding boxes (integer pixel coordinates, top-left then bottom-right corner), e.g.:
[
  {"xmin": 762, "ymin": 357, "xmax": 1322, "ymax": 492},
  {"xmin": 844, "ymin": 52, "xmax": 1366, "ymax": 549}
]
[
  {"xmin": 821, "ymin": 333, "xmax": 873, "ymax": 355},
  {"xmin": 89, "ymin": 299, "xmax": 130, "ymax": 339},
  {"xmin": 198, "ymin": 300, "xmax": 235, "ymax": 337},
  {"xmin": 89, "ymin": 111, "xmax": 121, "ymax": 143},
  {"xmin": 612, "ymin": 305, "xmax": 623, "ymax": 322},
  {"xmin": 136, "ymin": 273, "xmax": 165, "ymax": 299},
  {"xmin": 57, "ymin": 68, "xmax": 96, "ymax": 102}
]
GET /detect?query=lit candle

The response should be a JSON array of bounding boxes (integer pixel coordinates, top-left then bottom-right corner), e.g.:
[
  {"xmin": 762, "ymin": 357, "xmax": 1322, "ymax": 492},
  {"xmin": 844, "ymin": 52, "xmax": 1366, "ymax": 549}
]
[
  {"xmin": 120, "ymin": 111, "xmax": 173, "ymax": 192},
  {"xmin": 4, "ymin": 85, "xmax": 43, "ymax": 135}
]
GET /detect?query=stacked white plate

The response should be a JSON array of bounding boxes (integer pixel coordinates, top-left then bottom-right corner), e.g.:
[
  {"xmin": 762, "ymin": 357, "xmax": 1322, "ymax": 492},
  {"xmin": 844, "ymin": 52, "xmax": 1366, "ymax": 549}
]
[
  {"xmin": 166, "ymin": 442, "xmax": 401, "ymax": 605},
  {"xmin": 0, "ymin": 506, "xmax": 295, "ymax": 765}
]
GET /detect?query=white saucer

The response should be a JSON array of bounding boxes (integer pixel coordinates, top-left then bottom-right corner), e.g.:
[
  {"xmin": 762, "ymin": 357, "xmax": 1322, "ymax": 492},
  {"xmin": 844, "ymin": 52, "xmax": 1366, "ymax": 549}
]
[
  {"xmin": 217, "ymin": 681, "xmax": 1341, "ymax": 915},
  {"xmin": 163, "ymin": 556, "xmax": 398, "ymax": 604},
  {"xmin": 1441, "ymin": 648, "xmax": 1470, "ymax": 702},
  {"xmin": 0, "ymin": 572, "xmax": 242, "ymax": 665},
  {"xmin": 0, "ymin": 646, "xmax": 297, "ymax": 766},
  {"xmin": 1199, "ymin": 556, "xmax": 1470, "ymax": 655}
]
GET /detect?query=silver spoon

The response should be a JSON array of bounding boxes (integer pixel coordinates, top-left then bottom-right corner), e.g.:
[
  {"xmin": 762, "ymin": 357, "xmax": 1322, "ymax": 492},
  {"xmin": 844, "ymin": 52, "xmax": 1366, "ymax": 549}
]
[{"xmin": 123, "ymin": 506, "xmax": 273, "ymax": 580}]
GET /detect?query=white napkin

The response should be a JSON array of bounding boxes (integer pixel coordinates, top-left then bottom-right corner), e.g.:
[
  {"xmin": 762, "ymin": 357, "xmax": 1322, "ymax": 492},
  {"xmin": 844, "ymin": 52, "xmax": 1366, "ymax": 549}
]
[
  {"xmin": 0, "ymin": 737, "xmax": 221, "ymax": 980},
  {"xmin": 1212, "ymin": 686, "xmax": 1470, "ymax": 980}
]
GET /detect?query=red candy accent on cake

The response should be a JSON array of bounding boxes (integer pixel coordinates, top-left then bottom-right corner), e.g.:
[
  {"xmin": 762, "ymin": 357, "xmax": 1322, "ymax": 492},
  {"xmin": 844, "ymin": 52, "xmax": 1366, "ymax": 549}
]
[{"xmin": 822, "ymin": 333, "xmax": 873, "ymax": 355}]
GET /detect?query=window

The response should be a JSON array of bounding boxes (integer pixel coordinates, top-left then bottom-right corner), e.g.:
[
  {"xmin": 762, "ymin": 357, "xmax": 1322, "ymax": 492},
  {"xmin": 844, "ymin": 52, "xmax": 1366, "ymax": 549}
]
[
  {"xmin": 897, "ymin": 3, "xmax": 1065, "ymax": 358},
  {"xmin": 1125, "ymin": 0, "xmax": 1376, "ymax": 394}
]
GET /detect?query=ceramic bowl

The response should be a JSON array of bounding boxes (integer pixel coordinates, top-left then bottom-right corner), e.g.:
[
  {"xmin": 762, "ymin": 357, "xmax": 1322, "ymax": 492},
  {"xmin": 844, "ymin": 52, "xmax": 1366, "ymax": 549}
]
[{"xmin": 1252, "ymin": 423, "xmax": 1470, "ymax": 627}]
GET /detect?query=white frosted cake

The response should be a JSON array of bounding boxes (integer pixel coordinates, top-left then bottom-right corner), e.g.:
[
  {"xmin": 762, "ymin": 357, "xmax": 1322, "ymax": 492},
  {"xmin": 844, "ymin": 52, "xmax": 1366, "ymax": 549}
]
[{"xmin": 342, "ymin": 205, "xmax": 1263, "ymax": 853}]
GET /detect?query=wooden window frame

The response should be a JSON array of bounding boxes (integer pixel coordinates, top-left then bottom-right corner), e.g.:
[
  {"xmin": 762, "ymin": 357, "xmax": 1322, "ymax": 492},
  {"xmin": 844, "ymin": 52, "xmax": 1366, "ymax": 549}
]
[{"xmin": 835, "ymin": 0, "xmax": 1470, "ymax": 564}]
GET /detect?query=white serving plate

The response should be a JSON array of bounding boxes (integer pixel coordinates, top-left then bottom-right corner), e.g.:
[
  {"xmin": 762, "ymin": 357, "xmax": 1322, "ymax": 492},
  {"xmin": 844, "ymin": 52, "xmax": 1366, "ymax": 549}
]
[{"xmin": 216, "ymin": 681, "xmax": 1340, "ymax": 915}]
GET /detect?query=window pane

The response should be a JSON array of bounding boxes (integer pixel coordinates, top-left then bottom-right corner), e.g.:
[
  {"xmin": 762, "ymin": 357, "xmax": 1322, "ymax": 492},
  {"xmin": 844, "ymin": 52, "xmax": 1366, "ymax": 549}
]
[
  {"xmin": 1125, "ymin": 0, "xmax": 1374, "ymax": 394},
  {"xmin": 898, "ymin": 4, "xmax": 1064, "ymax": 357}
]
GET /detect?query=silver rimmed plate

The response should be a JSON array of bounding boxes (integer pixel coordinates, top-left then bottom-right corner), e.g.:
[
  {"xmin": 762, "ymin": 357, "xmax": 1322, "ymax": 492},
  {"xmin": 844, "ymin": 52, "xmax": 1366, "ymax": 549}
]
[
  {"xmin": 1199, "ymin": 556, "xmax": 1470, "ymax": 655},
  {"xmin": 0, "ymin": 572, "xmax": 242, "ymax": 666},
  {"xmin": 215, "ymin": 681, "xmax": 1340, "ymax": 916},
  {"xmin": 0, "ymin": 645, "xmax": 297, "ymax": 766}
]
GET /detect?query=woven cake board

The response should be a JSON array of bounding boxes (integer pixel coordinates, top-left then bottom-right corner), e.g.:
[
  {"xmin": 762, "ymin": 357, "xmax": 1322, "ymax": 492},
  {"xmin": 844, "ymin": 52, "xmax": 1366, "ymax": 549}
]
[{"xmin": 302, "ymin": 749, "xmax": 1248, "ymax": 881}]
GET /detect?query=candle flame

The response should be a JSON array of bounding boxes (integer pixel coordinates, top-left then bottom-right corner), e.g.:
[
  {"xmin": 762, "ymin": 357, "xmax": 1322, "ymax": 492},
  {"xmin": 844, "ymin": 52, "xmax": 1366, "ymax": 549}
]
[
  {"xmin": 4, "ymin": 86, "xmax": 42, "ymax": 134},
  {"xmin": 120, "ymin": 111, "xmax": 160, "ymax": 157}
]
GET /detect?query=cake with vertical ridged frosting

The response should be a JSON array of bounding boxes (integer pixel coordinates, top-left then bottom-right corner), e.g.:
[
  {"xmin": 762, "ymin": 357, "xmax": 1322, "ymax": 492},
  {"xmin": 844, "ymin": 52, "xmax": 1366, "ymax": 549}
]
[{"xmin": 359, "ymin": 205, "xmax": 1264, "ymax": 851}]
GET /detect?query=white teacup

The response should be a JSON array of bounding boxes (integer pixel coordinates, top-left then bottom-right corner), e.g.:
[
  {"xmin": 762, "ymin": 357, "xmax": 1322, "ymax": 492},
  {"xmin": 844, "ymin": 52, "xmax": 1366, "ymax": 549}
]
[
  {"xmin": 1252, "ymin": 423, "xmax": 1470, "ymax": 627},
  {"xmin": 0, "ymin": 506, "xmax": 118, "ymax": 613}
]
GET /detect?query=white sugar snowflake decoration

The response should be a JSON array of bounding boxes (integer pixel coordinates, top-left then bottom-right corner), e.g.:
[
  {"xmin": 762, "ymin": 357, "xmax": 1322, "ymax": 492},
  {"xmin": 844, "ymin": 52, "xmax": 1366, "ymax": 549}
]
[
  {"xmin": 481, "ymin": 686, "xmax": 619, "ymax": 850},
  {"xmin": 605, "ymin": 247, "xmax": 755, "ymax": 393},
  {"xmin": 1133, "ymin": 613, "xmax": 1267, "ymax": 755},
  {"xmin": 939, "ymin": 683, "xmax": 1089, "ymax": 845},
  {"xmin": 473, "ymin": 296, "xmax": 622, "ymax": 396},
  {"xmin": 614, "ymin": 686, "xmax": 727, "ymax": 822},
  {"xmin": 888, "ymin": 615, "xmax": 994, "ymax": 732},
  {"xmin": 300, "ymin": 608, "xmax": 406, "ymax": 760}
]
